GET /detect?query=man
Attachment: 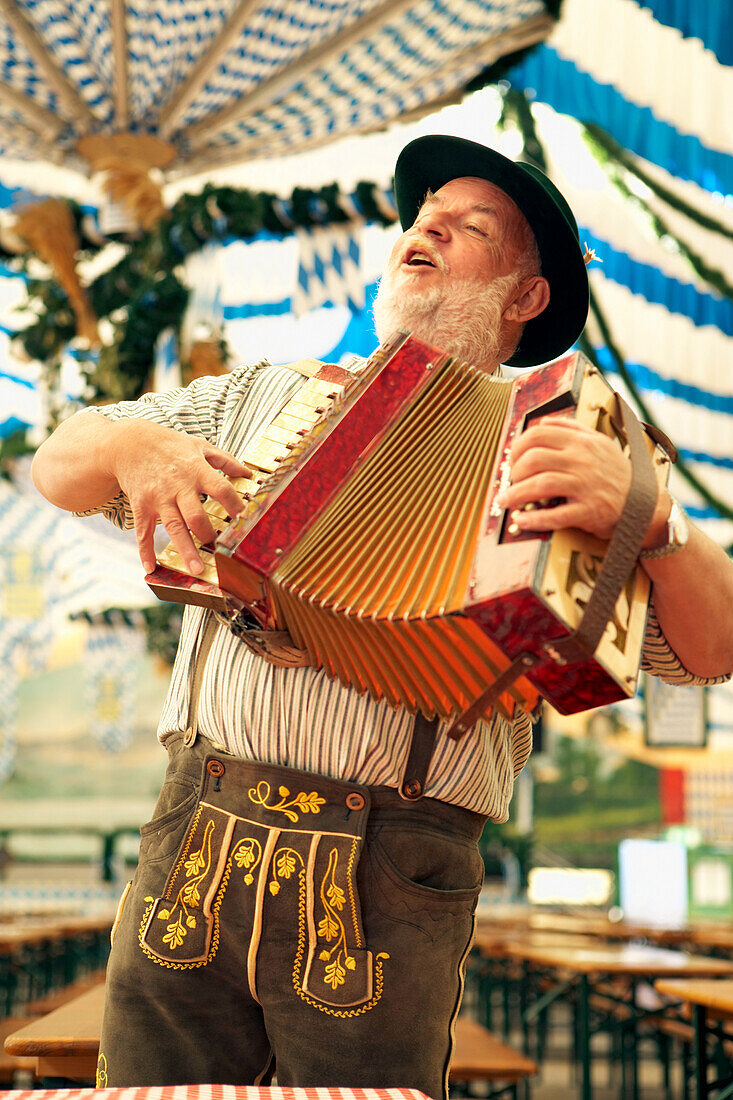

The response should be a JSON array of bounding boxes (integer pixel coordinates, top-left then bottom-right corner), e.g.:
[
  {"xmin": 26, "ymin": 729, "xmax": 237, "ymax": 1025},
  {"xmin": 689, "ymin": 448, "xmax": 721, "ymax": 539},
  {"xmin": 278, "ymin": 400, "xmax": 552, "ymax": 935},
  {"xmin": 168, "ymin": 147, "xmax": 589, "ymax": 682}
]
[{"xmin": 31, "ymin": 135, "xmax": 732, "ymax": 1096}]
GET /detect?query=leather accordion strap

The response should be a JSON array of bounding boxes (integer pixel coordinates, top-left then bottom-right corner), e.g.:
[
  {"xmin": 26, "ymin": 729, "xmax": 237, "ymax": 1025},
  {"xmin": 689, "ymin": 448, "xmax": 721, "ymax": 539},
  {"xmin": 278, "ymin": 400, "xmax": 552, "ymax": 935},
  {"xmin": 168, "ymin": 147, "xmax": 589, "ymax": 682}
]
[
  {"xmin": 447, "ymin": 395, "xmax": 660, "ymax": 741},
  {"xmin": 641, "ymin": 420, "xmax": 678, "ymax": 464},
  {"xmin": 550, "ymin": 394, "xmax": 659, "ymax": 664},
  {"xmin": 447, "ymin": 651, "xmax": 538, "ymax": 741}
]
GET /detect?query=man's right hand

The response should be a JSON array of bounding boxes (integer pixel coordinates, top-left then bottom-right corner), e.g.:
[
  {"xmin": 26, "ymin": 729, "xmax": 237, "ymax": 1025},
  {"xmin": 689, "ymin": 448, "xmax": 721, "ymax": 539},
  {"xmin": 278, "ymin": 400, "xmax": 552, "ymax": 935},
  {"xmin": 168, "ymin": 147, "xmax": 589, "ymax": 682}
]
[
  {"xmin": 31, "ymin": 411, "xmax": 252, "ymax": 577},
  {"xmin": 106, "ymin": 418, "xmax": 252, "ymax": 575}
]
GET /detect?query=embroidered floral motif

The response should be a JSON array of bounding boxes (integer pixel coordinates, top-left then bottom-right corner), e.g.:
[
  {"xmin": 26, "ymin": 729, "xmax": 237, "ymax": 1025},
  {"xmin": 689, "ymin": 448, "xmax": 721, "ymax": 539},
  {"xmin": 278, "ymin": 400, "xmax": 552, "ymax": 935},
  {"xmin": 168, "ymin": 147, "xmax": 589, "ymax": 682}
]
[
  {"xmin": 235, "ymin": 838, "xmax": 304, "ymax": 897},
  {"xmin": 316, "ymin": 846, "xmax": 356, "ymax": 989},
  {"xmin": 269, "ymin": 846, "xmax": 303, "ymax": 895},
  {"xmin": 291, "ymin": 859, "xmax": 390, "ymax": 1016},
  {"xmin": 248, "ymin": 780, "xmax": 326, "ymax": 822},
  {"xmin": 233, "ymin": 837, "xmax": 263, "ymax": 884},
  {"xmin": 156, "ymin": 818, "xmax": 215, "ymax": 949}
]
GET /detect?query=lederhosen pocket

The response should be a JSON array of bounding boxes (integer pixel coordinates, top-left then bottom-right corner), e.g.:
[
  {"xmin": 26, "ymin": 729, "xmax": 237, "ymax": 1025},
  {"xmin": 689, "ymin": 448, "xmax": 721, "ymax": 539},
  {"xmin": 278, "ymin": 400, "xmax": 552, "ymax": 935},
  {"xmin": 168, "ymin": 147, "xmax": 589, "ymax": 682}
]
[{"xmin": 139, "ymin": 753, "xmax": 387, "ymax": 1012}]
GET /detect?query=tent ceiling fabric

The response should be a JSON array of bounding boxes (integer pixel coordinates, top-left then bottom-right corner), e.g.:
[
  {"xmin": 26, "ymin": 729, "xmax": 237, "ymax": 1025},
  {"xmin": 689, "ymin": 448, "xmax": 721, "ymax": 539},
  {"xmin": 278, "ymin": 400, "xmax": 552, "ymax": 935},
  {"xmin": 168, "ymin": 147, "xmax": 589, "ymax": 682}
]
[{"xmin": 0, "ymin": 0, "xmax": 554, "ymax": 179}]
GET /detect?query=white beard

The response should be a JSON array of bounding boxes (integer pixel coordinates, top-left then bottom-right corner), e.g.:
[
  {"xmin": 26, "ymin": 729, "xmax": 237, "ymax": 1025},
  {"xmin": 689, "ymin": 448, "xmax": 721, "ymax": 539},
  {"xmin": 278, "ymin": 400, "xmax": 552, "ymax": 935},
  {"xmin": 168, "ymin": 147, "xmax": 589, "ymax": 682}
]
[{"xmin": 373, "ymin": 266, "xmax": 518, "ymax": 369}]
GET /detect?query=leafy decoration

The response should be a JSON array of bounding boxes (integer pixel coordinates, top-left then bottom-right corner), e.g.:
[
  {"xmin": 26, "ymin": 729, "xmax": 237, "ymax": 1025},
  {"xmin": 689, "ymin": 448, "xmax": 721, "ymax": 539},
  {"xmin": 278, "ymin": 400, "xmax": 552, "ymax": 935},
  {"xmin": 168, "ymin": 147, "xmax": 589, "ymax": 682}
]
[{"xmin": 2, "ymin": 179, "xmax": 397, "ymax": 414}]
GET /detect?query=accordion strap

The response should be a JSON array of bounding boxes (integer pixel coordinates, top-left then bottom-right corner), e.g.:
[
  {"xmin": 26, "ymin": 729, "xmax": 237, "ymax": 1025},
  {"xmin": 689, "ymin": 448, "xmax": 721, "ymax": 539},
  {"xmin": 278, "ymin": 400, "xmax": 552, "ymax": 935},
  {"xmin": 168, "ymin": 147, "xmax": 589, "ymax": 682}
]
[
  {"xmin": 221, "ymin": 612, "xmax": 310, "ymax": 668},
  {"xmin": 447, "ymin": 395, "xmax": 659, "ymax": 740}
]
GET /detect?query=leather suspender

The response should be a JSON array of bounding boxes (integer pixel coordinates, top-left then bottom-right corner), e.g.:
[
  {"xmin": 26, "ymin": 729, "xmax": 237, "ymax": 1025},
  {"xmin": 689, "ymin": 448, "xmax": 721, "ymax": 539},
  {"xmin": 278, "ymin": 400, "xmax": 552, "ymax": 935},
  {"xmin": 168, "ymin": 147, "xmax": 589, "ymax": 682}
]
[
  {"xmin": 400, "ymin": 713, "xmax": 440, "ymax": 801},
  {"xmin": 182, "ymin": 612, "xmax": 219, "ymax": 748}
]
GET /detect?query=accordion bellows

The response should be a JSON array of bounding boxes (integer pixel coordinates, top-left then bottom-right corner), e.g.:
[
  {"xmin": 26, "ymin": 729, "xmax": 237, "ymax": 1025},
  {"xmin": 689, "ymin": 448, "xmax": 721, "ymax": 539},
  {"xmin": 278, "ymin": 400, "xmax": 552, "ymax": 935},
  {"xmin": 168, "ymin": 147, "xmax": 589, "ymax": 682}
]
[{"xmin": 266, "ymin": 363, "xmax": 522, "ymax": 718}]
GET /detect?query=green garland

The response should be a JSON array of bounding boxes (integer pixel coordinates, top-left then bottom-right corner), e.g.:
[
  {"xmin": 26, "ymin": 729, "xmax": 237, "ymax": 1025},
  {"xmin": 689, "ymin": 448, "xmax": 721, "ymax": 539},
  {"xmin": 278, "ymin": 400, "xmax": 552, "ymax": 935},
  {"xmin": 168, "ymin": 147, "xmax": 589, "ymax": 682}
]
[
  {"xmin": 499, "ymin": 88, "xmax": 548, "ymax": 172},
  {"xmin": 584, "ymin": 123, "xmax": 733, "ymax": 243},
  {"xmin": 583, "ymin": 125, "xmax": 733, "ymax": 302},
  {"xmin": 0, "ymin": 428, "xmax": 35, "ymax": 479},
  {"xmin": 6, "ymin": 179, "xmax": 397, "ymax": 405},
  {"xmin": 73, "ymin": 605, "xmax": 184, "ymax": 667}
]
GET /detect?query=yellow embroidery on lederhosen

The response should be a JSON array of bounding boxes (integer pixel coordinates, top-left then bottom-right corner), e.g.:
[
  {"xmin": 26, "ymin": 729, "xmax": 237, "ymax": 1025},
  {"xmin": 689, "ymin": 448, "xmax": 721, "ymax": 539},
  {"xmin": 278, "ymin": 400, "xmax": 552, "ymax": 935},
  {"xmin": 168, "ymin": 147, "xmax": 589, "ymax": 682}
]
[
  {"xmin": 291, "ymin": 852, "xmax": 390, "ymax": 1016},
  {"xmin": 154, "ymin": 818, "xmax": 215, "ymax": 950},
  {"xmin": 248, "ymin": 780, "xmax": 326, "ymax": 821},
  {"xmin": 137, "ymin": 774, "xmax": 388, "ymax": 1013},
  {"xmin": 96, "ymin": 1052, "xmax": 108, "ymax": 1088},
  {"xmin": 317, "ymin": 846, "xmax": 357, "ymax": 988},
  {"xmin": 138, "ymin": 806, "xmax": 235, "ymax": 969}
]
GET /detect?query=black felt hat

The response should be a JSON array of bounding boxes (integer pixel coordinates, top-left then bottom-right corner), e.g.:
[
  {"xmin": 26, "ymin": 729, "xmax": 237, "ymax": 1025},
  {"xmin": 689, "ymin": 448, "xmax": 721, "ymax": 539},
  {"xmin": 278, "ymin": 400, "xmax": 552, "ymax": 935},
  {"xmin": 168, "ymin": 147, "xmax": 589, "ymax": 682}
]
[{"xmin": 393, "ymin": 134, "xmax": 589, "ymax": 367}]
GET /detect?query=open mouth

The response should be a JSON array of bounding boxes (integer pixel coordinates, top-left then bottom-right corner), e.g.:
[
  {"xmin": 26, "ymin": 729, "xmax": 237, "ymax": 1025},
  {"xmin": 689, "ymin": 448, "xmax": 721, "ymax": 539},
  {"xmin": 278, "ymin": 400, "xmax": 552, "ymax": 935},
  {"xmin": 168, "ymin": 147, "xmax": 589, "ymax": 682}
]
[{"xmin": 403, "ymin": 247, "xmax": 437, "ymax": 268}]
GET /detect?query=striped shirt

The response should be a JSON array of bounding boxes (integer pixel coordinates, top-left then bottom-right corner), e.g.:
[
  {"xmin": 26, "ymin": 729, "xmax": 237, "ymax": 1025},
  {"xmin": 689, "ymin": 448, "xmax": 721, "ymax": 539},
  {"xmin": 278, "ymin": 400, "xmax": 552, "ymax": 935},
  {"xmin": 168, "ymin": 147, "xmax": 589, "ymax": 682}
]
[{"xmin": 81, "ymin": 361, "xmax": 727, "ymax": 820}]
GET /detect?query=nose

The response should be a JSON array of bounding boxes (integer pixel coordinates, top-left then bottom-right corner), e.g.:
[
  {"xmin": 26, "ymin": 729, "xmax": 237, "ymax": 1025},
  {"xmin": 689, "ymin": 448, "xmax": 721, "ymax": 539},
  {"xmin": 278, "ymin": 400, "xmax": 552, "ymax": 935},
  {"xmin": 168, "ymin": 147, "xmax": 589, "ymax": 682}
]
[{"xmin": 414, "ymin": 207, "xmax": 451, "ymax": 241}]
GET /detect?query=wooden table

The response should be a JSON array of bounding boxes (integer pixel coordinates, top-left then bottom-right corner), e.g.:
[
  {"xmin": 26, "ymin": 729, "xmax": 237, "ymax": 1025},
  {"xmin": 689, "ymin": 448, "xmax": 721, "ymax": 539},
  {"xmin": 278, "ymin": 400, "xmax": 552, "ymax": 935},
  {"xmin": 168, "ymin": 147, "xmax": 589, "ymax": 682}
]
[
  {"xmin": 0, "ymin": 914, "xmax": 113, "ymax": 1015},
  {"xmin": 0, "ymin": 922, "xmax": 75, "ymax": 1017},
  {"xmin": 507, "ymin": 941, "xmax": 733, "ymax": 1100},
  {"xmin": 475, "ymin": 928, "xmax": 606, "ymax": 957},
  {"xmin": 525, "ymin": 911, "xmax": 694, "ymax": 945},
  {"xmin": 476, "ymin": 907, "xmax": 699, "ymax": 945},
  {"xmin": 471, "ymin": 928, "xmax": 603, "ymax": 1037},
  {"xmin": 4, "ymin": 981, "xmax": 103, "ymax": 1082},
  {"xmin": 0, "ymin": 798, "xmax": 152, "ymax": 884},
  {"xmin": 688, "ymin": 926, "xmax": 733, "ymax": 953},
  {"xmin": 655, "ymin": 978, "xmax": 733, "ymax": 1100}
]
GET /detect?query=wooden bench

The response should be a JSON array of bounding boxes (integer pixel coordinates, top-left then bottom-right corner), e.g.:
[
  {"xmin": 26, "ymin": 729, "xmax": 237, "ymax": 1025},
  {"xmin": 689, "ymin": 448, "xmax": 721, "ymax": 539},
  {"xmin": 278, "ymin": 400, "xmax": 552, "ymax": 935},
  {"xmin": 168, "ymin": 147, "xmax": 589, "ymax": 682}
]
[
  {"xmin": 4, "ymin": 982, "xmax": 103, "ymax": 1083},
  {"xmin": 0, "ymin": 1016, "xmax": 41, "ymax": 1086},
  {"xmin": 451, "ymin": 1016, "xmax": 537, "ymax": 1097}
]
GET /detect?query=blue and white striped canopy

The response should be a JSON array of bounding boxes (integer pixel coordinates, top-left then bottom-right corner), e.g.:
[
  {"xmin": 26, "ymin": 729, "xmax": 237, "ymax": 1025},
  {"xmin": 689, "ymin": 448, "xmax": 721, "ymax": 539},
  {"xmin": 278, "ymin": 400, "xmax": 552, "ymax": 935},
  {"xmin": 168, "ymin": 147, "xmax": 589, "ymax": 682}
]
[
  {"xmin": 0, "ymin": 0, "xmax": 554, "ymax": 175},
  {"xmin": 504, "ymin": 0, "xmax": 733, "ymax": 548}
]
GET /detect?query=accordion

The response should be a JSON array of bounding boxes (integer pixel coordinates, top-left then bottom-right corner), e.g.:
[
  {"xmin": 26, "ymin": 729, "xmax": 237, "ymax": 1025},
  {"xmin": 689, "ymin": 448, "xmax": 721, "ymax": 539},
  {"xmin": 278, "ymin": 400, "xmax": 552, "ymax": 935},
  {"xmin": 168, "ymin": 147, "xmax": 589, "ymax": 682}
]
[{"xmin": 147, "ymin": 332, "xmax": 669, "ymax": 732}]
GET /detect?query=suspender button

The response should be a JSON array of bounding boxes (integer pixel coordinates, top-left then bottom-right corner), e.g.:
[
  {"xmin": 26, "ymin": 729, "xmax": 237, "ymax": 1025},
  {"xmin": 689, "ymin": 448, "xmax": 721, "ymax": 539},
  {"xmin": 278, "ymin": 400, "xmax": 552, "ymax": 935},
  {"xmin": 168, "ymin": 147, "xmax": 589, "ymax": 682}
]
[
  {"xmin": 402, "ymin": 779, "xmax": 423, "ymax": 800},
  {"xmin": 207, "ymin": 759, "xmax": 226, "ymax": 778},
  {"xmin": 346, "ymin": 792, "xmax": 366, "ymax": 811}
]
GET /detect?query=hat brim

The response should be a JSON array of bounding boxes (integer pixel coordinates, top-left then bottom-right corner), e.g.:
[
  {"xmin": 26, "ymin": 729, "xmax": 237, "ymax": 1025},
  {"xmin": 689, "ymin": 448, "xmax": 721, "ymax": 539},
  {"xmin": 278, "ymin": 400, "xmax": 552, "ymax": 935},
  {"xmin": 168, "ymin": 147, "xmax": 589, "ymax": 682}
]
[{"xmin": 393, "ymin": 135, "xmax": 589, "ymax": 367}]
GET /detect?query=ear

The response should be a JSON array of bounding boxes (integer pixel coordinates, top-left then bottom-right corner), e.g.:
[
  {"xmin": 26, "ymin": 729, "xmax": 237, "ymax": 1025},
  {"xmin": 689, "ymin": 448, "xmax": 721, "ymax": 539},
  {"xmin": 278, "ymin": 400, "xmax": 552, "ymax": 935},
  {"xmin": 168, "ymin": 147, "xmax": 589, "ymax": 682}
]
[{"xmin": 503, "ymin": 276, "xmax": 550, "ymax": 324}]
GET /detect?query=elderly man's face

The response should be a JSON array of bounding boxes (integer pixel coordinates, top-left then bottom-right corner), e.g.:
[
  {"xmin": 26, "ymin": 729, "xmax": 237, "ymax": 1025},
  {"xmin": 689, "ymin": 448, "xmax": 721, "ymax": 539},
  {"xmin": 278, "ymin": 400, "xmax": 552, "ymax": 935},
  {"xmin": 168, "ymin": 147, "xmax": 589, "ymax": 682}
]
[
  {"xmin": 373, "ymin": 176, "xmax": 530, "ymax": 369},
  {"xmin": 396, "ymin": 176, "xmax": 522, "ymax": 284}
]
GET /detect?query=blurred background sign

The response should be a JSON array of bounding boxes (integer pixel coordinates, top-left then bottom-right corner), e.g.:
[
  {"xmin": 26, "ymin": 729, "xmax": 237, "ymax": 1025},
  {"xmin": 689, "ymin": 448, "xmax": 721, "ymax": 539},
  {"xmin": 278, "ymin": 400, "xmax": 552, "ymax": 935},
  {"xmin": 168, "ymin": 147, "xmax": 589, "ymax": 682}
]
[{"xmin": 645, "ymin": 681, "xmax": 708, "ymax": 749}]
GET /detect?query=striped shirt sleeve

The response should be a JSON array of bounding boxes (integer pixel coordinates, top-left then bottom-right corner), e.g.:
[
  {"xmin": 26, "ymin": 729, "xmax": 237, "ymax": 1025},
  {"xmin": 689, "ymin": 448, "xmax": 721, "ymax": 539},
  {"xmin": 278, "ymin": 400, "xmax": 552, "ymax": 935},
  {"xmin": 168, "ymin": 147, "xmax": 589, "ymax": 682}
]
[{"xmin": 641, "ymin": 599, "xmax": 730, "ymax": 686}]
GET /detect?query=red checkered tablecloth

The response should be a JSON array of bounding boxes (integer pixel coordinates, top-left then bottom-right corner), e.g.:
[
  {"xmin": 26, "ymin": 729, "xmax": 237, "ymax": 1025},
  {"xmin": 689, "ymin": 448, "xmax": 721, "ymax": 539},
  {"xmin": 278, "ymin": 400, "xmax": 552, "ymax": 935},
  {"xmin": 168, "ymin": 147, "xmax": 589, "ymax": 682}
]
[{"xmin": 4, "ymin": 1088, "xmax": 432, "ymax": 1100}]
